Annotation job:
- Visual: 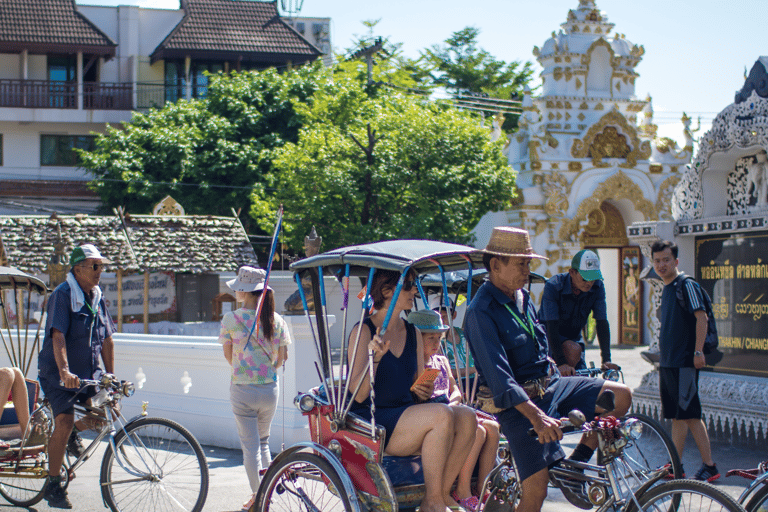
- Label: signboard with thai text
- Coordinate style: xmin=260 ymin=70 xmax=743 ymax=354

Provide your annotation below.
xmin=100 ymin=272 xmax=177 ymax=318
xmin=696 ymin=231 xmax=768 ymax=377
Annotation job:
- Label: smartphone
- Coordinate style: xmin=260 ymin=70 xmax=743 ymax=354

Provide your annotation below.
xmin=410 ymin=368 xmax=441 ymax=391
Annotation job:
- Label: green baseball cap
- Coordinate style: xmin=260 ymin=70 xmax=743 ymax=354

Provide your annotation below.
xmin=571 ymin=249 xmax=603 ymax=281
xmin=70 ymin=244 xmax=112 ymax=266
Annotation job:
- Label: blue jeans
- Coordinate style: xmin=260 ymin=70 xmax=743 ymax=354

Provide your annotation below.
xmin=230 ymin=381 xmax=279 ymax=492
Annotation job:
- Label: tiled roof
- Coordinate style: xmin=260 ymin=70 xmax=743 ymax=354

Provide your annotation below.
xmin=120 ymin=214 xmax=258 ymax=273
xmin=0 ymin=213 xmax=258 ymax=275
xmin=151 ymin=0 xmax=320 ymax=63
xmin=0 ymin=0 xmax=116 ymax=53
xmin=0 ymin=215 xmax=136 ymax=275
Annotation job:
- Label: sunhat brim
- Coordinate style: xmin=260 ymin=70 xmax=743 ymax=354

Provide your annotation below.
xmin=226 ymin=278 xmax=273 ymax=293
xmin=483 ymin=248 xmax=548 ymax=260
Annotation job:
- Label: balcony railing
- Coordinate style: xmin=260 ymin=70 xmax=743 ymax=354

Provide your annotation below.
xmin=0 ymin=79 xmax=132 ymax=110
xmin=0 ymin=80 xmax=211 ymax=111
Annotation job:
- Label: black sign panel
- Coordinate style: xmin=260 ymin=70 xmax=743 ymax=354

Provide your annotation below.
xmin=696 ymin=231 xmax=768 ymax=377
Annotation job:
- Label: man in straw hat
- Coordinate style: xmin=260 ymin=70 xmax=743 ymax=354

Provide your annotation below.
xmin=38 ymin=244 xmax=116 ymax=509
xmin=464 ymin=227 xmax=632 ymax=512
xmin=540 ymin=249 xmax=619 ymax=376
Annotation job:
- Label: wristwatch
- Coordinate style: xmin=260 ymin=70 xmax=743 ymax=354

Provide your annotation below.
xmin=693 ymin=350 xmax=704 ymax=357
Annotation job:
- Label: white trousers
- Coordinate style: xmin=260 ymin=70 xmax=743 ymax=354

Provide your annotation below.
xmin=230 ymin=380 xmax=279 ymax=492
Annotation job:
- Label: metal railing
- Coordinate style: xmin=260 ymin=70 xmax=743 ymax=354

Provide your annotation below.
xmin=0 ymin=79 xmax=132 ymax=110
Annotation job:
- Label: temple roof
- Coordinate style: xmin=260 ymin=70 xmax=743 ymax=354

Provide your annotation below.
xmin=151 ymin=0 xmax=320 ymax=64
xmin=0 ymin=213 xmax=258 ymax=275
xmin=0 ymin=0 xmax=116 ymax=56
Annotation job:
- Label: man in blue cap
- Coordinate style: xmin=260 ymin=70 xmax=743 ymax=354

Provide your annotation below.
xmin=38 ymin=244 xmax=115 ymax=509
xmin=540 ymin=249 xmax=618 ymax=376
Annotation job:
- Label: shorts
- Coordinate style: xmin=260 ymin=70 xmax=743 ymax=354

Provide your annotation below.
xmin=496 ymin=376 xmax=604 ymax=482
xmin=659 ymin=367 xmax=701 ymax=420
xmin=40 ymin=379 xmax=97 ymax=417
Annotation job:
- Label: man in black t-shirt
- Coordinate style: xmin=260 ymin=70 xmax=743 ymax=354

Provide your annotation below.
xmin=651 ymin=240 xmax=719 ymax=482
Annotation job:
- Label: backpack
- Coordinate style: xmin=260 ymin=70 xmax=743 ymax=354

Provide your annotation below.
xmin=674 ymin=275 xmax=721 ymax=362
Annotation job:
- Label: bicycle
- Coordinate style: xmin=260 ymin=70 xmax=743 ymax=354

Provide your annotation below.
xmin=0 ymin=372 xmax=209 ymax=511
xmin=486 ymin=398 xmax=745 ymax=512
xmin=573 ymin=364 xmax=684 ymax=482
xmin=728 ymin=460 xmax=768 ymax=512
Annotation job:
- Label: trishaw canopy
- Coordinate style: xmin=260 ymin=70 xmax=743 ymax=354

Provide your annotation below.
xmin=289 ymin=240 xmax=485 ymax=275
xmin=0 ymin=267 xmax=47 ymax=295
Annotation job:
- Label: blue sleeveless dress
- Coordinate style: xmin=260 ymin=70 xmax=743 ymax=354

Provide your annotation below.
xmin=350 ymin=318 xmax=418 ymax=448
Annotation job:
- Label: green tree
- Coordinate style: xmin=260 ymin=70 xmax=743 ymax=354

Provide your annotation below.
xmin=336 ymin=19 xmax=432 ymax=93
xmin=256 ymin=74 xmax=515 ymax=251
xmin=79 ymin=66 xmax=323 ymax=220
xmin=424 ymin=27 xmax=534 ymax=131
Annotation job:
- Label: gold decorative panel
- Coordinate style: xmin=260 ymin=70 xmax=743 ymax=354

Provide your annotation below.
xmin=558 ymin=170 xmax=657 ymax=241
xmin=570 ymin=110 xmax=651 ymax=168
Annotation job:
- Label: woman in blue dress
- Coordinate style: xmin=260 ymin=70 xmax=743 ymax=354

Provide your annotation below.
xmin=349 ymin=269 xmax=477 ymax=512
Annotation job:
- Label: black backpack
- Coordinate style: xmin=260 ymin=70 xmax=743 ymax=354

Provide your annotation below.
xmin=674 ymin=275 xmax=722 ymax=364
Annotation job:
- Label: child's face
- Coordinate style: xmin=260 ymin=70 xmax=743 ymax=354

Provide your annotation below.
xmin=423 ymin=332 xmax=443 ymax=358
xmin=437 ymin=308 xmax=455 ymax=326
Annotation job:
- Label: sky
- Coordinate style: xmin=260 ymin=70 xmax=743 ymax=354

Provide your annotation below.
xmin=80 ymin=0 xmax=767 ymax=143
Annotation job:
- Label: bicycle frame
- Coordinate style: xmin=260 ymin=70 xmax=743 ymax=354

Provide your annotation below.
xmin=737 ymin=469 xmax=768 ymax=507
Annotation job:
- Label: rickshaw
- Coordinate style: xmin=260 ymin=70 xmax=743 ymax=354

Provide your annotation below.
xmin=253 ymin=240 xmax=738 ymax=512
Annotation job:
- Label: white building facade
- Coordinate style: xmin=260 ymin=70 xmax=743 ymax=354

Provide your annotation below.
xmin=474 ymin=0 xmax=694 ymax=347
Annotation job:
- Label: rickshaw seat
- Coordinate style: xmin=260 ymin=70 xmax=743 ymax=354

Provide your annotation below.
xmin=381 ymin=454 xmax=424 ymax=487
xmin=0 ymin=379 xmax=38 ymax=427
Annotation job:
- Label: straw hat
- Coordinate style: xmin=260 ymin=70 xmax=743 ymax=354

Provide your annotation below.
xmin=226 ymin=266 xmax=272 ymax=292
xmin=484 ymin=227 xmax=547 ymax=260
xmin=406 ymin=310 xmax=449 ymax=333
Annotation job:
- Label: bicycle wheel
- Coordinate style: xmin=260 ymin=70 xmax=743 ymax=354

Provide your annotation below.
xmin=621 ymin=414 xmax=683 ymax=480
xmin=633 ymin=480 xmax=745 ymax=512
xmin=99 ymin=417 xmax=209 ymax=512
xmin=0 ymin=459 xmax=48 ymax=507
xmin=746 ymin=483 xmax=768 ymax=512
xmin=254 ymin=452 xmax=353 ymax=512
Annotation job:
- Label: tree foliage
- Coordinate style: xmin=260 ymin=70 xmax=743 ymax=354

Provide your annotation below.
xmin=256 ymin=74 xmax=515 ymax=251
xmin=79 ymin=65 xmax=323 ymax=221
xmin=424 ymin=27 xmax=534 ymax=131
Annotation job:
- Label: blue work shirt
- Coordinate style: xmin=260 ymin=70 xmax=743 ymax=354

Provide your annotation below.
xmin=464 ymin=281 xmax=553 ymax=410
xmin=659 ymin=274 xmax=704 ymax=368
xmin=38 ymin=279 xmax=115 ymax=388
xmin=539 ymin=272 xmax=607 ymax=344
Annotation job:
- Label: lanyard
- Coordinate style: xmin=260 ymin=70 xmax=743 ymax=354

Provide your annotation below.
xmin=84 ymin=299 xmax=100 ymax=349
xmin=503 ymin=302 xmax=536 ymax=340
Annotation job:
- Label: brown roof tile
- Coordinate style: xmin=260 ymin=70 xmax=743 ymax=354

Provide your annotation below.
xmin=0 ymin=0 xmax=115 ymax=54
xmin=151 ymin=0 xmax=320 ymax=63
xmin=120 ymin=214 xmax=258 ymax=273
xmin=0 ymin=213 xmax=258 ymax=275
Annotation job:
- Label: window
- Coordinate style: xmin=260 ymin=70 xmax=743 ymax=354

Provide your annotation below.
xmin=296 ymin=22 xmax=305 ymax=35
xmin=164 ymin=60 xmax=225 ymax=102
xmin=40 ymin=135 xmax=96 ymax=166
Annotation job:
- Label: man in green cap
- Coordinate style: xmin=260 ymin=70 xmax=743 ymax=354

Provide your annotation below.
xmin=540 ymin=249 xmax=618 ymax=376
xmin=38 ymin=244 xmax=115 ymax=509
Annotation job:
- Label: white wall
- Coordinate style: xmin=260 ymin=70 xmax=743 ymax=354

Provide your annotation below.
xmin=0 ymin=54 xmax=19 ymax=80
xmin=596 ymin=248 xmax=620 ymax=347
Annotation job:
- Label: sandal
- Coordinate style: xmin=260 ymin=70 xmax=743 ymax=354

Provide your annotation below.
xmin=451 ymin=491 xmax=479 ymax=512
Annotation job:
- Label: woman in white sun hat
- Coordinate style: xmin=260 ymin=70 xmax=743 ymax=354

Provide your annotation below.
xmin=219 ymin=266 xmax=291 ymax=511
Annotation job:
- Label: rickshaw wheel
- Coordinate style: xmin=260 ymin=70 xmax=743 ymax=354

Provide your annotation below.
xmin=254 ymin=452 xmax=353 ymax=512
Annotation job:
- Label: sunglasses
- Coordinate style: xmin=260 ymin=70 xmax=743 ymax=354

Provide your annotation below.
xmin=80 ymin=263 xmax=105 ymax=272
xmin=402 ymin=279 xmax=416 ymax=291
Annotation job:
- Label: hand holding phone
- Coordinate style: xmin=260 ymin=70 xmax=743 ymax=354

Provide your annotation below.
xmin=410 ymin=368 xmax=440 ymax=392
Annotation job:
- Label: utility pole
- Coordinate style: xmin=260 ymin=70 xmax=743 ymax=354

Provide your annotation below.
xmin=349 ymin=37 xmax=384 ymax=85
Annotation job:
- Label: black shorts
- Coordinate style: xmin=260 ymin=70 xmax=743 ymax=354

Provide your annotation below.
xmin=659 ymin=367 xmax=702 ymax=420
xmin=40 ymin=379 xmax=96 ymax=417
xmin=496 ymin=376 xmax=604 ymax=482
